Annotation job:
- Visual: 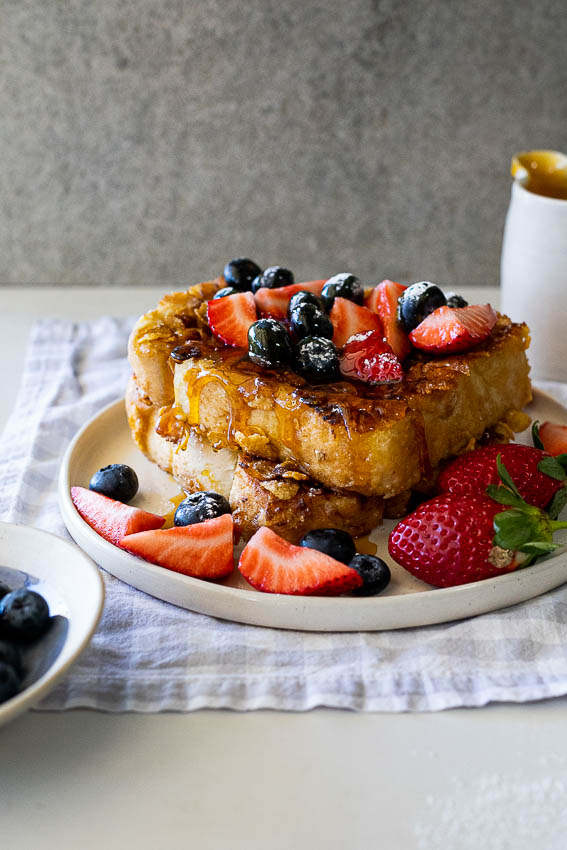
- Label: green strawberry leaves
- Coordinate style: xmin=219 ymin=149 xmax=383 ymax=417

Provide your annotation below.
xmin=488 ymin=453 xmax=567 ymax=567
xmin=532 ymin=420 xmax=545 ymax=450
xmin=537 ymin=456 xmax=567 ymax=481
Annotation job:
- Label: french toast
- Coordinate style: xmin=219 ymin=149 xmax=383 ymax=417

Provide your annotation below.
xmin=126 ymin=279 xmax=532 ymax=541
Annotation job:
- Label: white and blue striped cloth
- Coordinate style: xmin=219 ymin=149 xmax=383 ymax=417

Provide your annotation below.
xmin=2 ymin=318 xmax=567 ymax=712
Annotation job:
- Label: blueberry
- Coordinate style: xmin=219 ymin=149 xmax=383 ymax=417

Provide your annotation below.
xmin=251 ymin=266 xmax=294 ymax=294
xmin=174 ymin=492 xmax=232 ymax=526
xmin=321 ymin=273 xmax=364 ymax=311
xmin=89 ymin=464 xmax=139 ymax=503
xmin=289 ymin=303 xmax=334 ymax=341
xmin=288 ymin=291 xmax=325 ymax=316
xmin=299 ymin=528 xmax=356 ymax=565
xmin=0 ymin=581 xmax=9 ymax=601
xmin=0 ymin=638 xmax=22 ymax=674
xmin=0 ymin=589 xmax=50 ymax=643
xmin=223 ymin=258 xmax=262 ymax=291
xmin=294 ymin=336 xmax=340 ymax=381
xmin=350 ymin=554 xmax=391 ymax=596
xmin=397 ymin=281 xmax=447 ymax=332
xmin=0 ymin=662 xmax=21 ymax=704
xmin=248 ymin=319 xmax=294 ymax=368
xmin=213 ymin=286 xmax=240 ymax=299
xmin=445 ymin=292 xmax=469 ymax=308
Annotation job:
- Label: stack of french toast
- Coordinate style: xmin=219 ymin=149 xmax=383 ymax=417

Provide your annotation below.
xmin=126 ymin=266 xmax=532 ymax=543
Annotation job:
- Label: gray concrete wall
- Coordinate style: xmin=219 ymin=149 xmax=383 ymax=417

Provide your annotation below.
xmin=2 ymin=0 xmax=566 ymax=287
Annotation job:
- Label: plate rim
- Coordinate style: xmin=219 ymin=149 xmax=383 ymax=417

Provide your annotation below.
xmin=0 ymin=520 xmax=105 ymax=726
xmin=57 ymin=388 xmax=567 ymax=632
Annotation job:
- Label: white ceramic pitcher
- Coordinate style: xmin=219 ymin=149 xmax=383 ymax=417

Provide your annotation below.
xmin=500 ymin=150 xmax=567 ymax=381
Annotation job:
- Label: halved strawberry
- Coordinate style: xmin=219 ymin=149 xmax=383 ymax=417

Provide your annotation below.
xmin=329 ymin=298 xmax=383 ymax=349
xmin=539 ymin=422 xmax=567 ymax=456
xmin=238 ymin=526 xmax=363 ymax=595
xmin=119 ymin=513 xmax=234 ymax=579
xmin=368 ymin=280 xmax=412 ymax=361
xmin=339 ymin=330 xmax=403 ymax=385
xmin=254 ymin=280 xmax=326 ymax=319
xmin=71 ymin=486 xmax=165 ymax=546
xmin=207 ymin=291 xmax=257 ymax=348
xmin=409 ymin=304 xmax=497 ymax=354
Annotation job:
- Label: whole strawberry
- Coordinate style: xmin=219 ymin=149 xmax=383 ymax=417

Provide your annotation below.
xmin=388 ymin=493 xmax=521 ymax=587
xmin=438 ymin=444 xmax=563 ymax=510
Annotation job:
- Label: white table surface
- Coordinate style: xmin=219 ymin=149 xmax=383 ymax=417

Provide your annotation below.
xmin=2 ymin=286 xmax=567 ymax=850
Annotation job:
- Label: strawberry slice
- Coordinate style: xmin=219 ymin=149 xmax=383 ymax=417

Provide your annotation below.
xmin=539 ymin=422 xmax=567 ymax=456
xmin=254 ymin=280 xmax=326 ymax=319
xmin=207 ymin=291 xmax=257 ymax=348
xmin=238 ymin=526 xmax=363 ymax=595
xmin=409 ymin=304 xmax=497 ymax=354
xmin=329 ymin=298 xmax=383 ymax=349
xmin=339 ymin=330 xmax=403 ymax=384
xmin=71 ymin=486 xmax=165 ymax=546
xmin=119 ymin=514 xmax=234 ymax=579
xmin=367 ymin=280 xmax=412 ymax=361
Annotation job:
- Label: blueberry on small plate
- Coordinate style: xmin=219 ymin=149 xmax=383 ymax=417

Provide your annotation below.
xmin=0 ymin=588 xmax=51 ymax=643
xmin=350 ymin=554 xmax=391 ymax=596
xmin=299 ymin=528 xmax=356 ymax=565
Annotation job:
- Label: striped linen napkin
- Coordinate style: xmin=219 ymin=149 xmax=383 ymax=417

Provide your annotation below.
xmin=1 ymin=317 xmax=567 ymax=712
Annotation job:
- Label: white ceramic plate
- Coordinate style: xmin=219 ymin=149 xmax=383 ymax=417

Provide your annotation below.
xmin=58 ymin=389 xmax=567 ymax=632
xmin=0 ymin=522 xmax=104 ymax=726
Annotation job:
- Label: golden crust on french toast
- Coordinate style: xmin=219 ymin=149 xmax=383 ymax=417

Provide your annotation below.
xmin=126 ymin=281 xmax=532 ymax=537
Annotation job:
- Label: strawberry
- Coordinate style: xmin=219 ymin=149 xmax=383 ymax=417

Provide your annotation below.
xmin=390 ymin=455 xmax=567 ymax=587
xmin=238 ymin=526 xmax=363 ymax=595
xmin=254 ymin=280 xmax=325 ymax=319
xmin=207 ymin=291 xmax=257 ymax=348
xmin=538 ymin=422 xmax=567 ymax=456
xmin=329 ymin=298 xmax=383 ymax=349
xmin=438 ymin=444 xmax=563 ymax=509
xmin=388 ymin=493 xmax=521 ymax=587
xmin=367 ymin=280 xmax=412 ymax=361
xmin=71 ymin=486 xmax=165 ymax=546
xmin=339 ymin=329 xmax=403 ymax=384
xmin=119 ymin=513 xmax=234 ymax=579
xmin=409 ymin=304 xmax=497 ymax=354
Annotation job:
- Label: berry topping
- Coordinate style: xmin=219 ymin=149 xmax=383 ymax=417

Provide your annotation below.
xmin=223 ymin=258 xmax=262 ymax=291
xmin=438 ymin=444 xmax=563 ymax=510
xmin=367 ymin=280 xmax=412 ymax=361
xmin=350 ymin=554 xmax=391 ymax=596
xmin=119 ymin=514 xmax=235 ymax=580
xmin=321 ymin=273 xmax=364 ymax=310
xmin=207 ymin=291 xmax=257 ymax=348
xmin=329 ymin=297 xmax=383 ymax=348
xmin=251 ymin=266 xmax=294 ymax=294
xmin=409 ymin=304 xmax=498 ymax=354
xmin=248 ymin=319 xmax=294 ymax=368
xmin=0 ymin=588 xmax=50 ymax=643
xmin=254 ymin=280 xmax=325 ymax=319
xmin=299 ymin=528 xmax=356 ymax=565
xmin=0 ymin=663 xmax=20 ymax=704
xmin=238 ymin=526 xmax=363 ymax=595
xmin=289 ymin=302 xmax=333 ymax=341
xmin=89 ymin=463 xmax=139 ymax=504
xmin=339 ymin=330 xmax=403 ymax=385
xmin=71 ymin=486 xmax=165 ymax=546
xmin=537 ymin=422 xmax=567 ymax=457
xmin=397 ymin=281 xmax=447 ymax=333
xmin=445 ymin=292 xmax=469 ymax=308
xmin=288 ymin=290 xmax=325 ymax=316
xmin=213 ymin=286 xmax=241 ymax=299
xmin=294 ymin=336 xmax=340 ymax=381
xmin=174 ymin=491 xmax=232 ymax=526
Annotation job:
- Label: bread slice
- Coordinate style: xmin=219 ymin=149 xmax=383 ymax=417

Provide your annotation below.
xmin=126 ymin=377 xmax=385 ymax=542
